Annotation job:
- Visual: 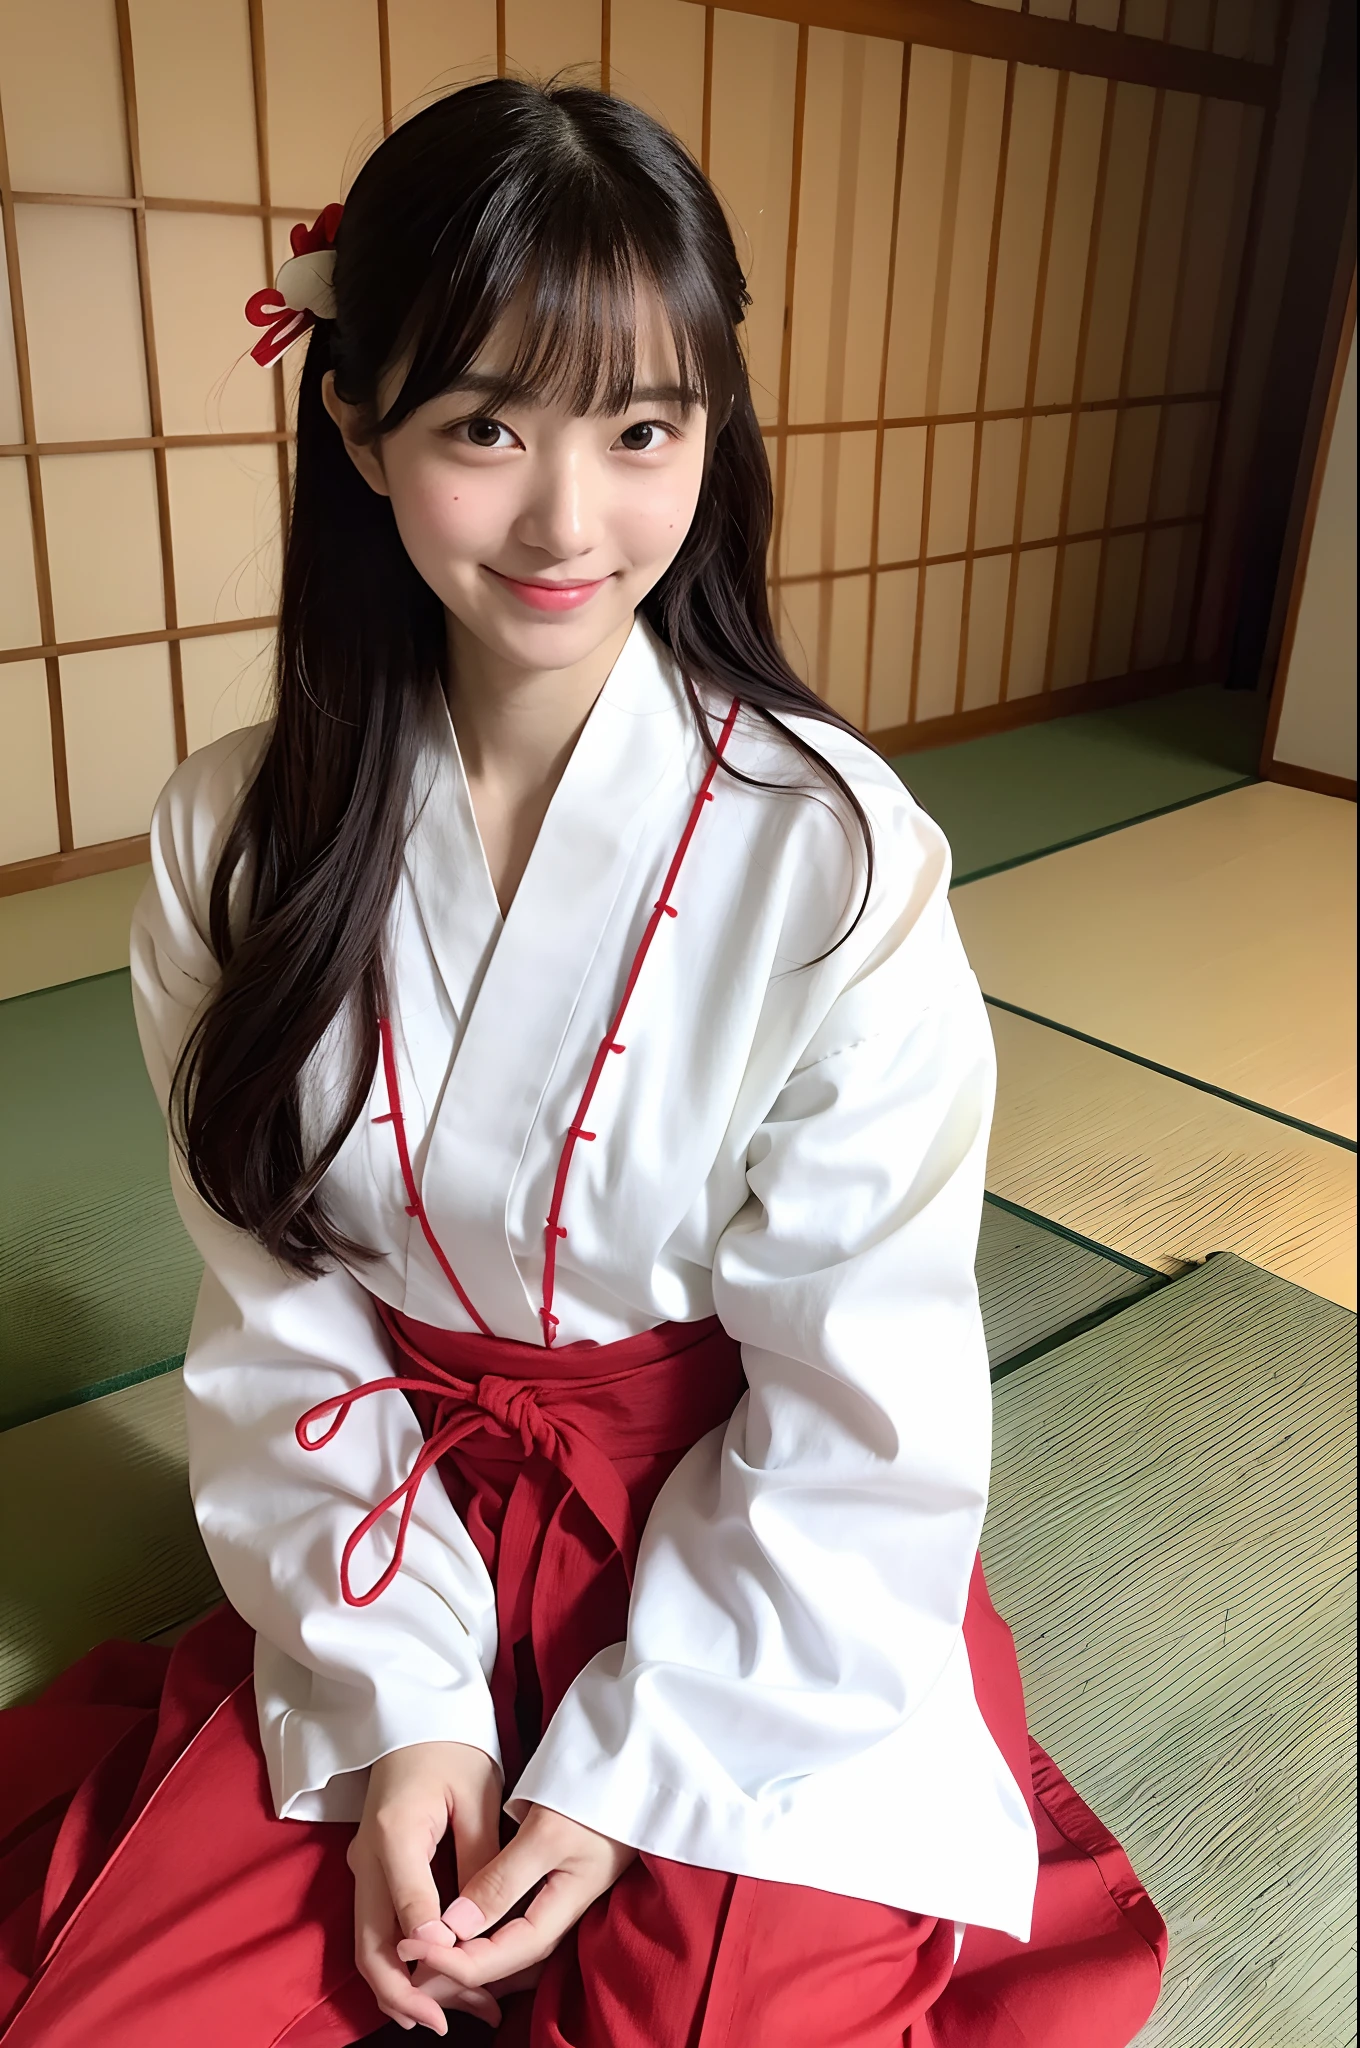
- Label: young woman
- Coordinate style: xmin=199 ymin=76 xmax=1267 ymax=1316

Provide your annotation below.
xmin=0 ymin=80 xmax=1166 ymax=2047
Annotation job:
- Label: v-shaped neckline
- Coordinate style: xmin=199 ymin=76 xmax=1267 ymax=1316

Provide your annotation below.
xmin=391 ymin=616 xmax=709 ymax=1339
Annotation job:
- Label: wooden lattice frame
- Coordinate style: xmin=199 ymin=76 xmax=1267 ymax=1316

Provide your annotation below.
xmin=0 ymin=0 xmax=1290 ymax=893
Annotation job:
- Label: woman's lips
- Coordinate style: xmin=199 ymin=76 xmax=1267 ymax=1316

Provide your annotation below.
xmin=485 ymin=567 xmax=610 ymax=612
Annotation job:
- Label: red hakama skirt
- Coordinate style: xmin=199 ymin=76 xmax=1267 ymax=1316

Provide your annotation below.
xmin=0 ymin=1314 xmax=1166 ymax=2045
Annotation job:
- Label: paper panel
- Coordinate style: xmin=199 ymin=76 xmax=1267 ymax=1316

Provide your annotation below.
xmin=166 ymin=445 xmax=282 ymax=627
xmin=926 ymin=421 xmax=975 ymax=560
xmin=505 ymin=0 xmax=601 ymax=85
xmin=776 ymin=578 xmax=815 ymax=687
xmin=1079 ymin=84 xmax=1156 ymax=405
xmin=1032 ymin=72 xmax=1105 ymax=409
xmin=128 ymin=0 xmax=259 ymax=202
xmin=1127 ymin=91 xmax=1200 ymax=399
xmin=0 ymin=235 xmax=23 ymax=444
xmin=16 ymin=207 xmax=150 ymax=441
xmin=1248 ymin=0 xmax=1281 ymax=64
xmin=972 ymin=416 xmax=1022 ymax=553
xmin=914 ymin=559 xmax=964 ymax=723
xmin=708 ymin=11 xmax=798 ymax=425
xmin=962 ymin=549 xmax=1010 ymax=712
xmin=882 ymin=44 xmax=953 ymax=420
xmin=146 ymin=211 xmax=277 ymax=436
xmin=387 ymin=0 xmax=498 ymax=118
xmin=608 ymin=0 xmax=707 ymax=164
xmin=1108 ymin=403 xmax=1160 ymax=529
xmin=1205 ymin=109 xmax=1262 ymax=394
xmin=1169 ymin=99 xmax=1247 ymax=394
xmin=866 ymin=567 xmax=917 ymax=730
xmin=1066 ymin=407 xmax=1116 ymax=534
xmin=1122 ymin=0 xmax=1168 ymax=32
xmin=1049 ymin=534 xmax=1101 ymax=690
xmin=788 ymin=30 xmax=901 ymax=426
xmin=823 ymin=573 xmax=870 ymax=723
xmin=1166 ymin=0 xmax=1213 ymax=46
xmin=933 ymin=54 xmax=1008 ymax=419
xmin=0 ymin=461 xmax=41 ymax=648
xmin=0 ymin=0 xmax=128 ymax=196
xmin=877 ymin=426 xmax=926 ymax=565
xmin=180 ymin=626 xmax=275 ymax=753
xmin=1092 ymin=530 xmax=1144 ymax=679
xmin=1154 ymin=398 xmax=1216 ymax=519
xmin=1074 ymin=0 xmax=1121 ymax=23
xmin=778 ymin=430 xmax=875 ymax=578
xmin=262 ymin=0 xmax=383 ymax=210
xmin=60 ymin=641 xmax=176 ymax=845
xmin=1006 ymin=544 xmax=1056 ymax=700
xmin=1132 ymin=520 xmax=1187 ymax=671
xmin=41 ymin=451 xmax=165 ymax=641
xmin=983 ymin=65 xmax=1059 ymax=415
xmin=1020 ymin=410 xmax=1069 ymax=542
xmin=0 ymin=661 xmax=58 ymax=863
xmin=1166 ymin=519 xmax=1200 ymax=664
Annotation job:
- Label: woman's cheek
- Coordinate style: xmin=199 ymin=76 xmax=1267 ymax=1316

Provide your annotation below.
xmin=621 ymin=476 xmax=701 ymax=571
xmin=393 ymin=462 xmax=507 ymax=574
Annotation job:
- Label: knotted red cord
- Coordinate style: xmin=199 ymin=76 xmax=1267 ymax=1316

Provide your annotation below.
xmin=297 ymin=1304 xmax=745 ymax=1776
xmin=299 ymin=695 xmax=741 ymax=1669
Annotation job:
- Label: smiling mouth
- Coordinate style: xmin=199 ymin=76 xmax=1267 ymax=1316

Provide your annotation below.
xmin=485 ymin=567 xmax=611 ymax=612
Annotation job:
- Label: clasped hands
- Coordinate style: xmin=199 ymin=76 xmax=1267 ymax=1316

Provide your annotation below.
xmin=349 ymin=1739 xmax=636 ymax=2034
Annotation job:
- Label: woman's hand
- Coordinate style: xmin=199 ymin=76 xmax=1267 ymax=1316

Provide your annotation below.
xmin=393 ymin=1804 xmax=637 ymax=2003
xmin=349 ymin=1739 xmax=507 ymax=2034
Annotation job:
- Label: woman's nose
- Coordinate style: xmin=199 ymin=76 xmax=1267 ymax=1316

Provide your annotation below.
xmin=512 ymin=447 xmax=605 ymax=562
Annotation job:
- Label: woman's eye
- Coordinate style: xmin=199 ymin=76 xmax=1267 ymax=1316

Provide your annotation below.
xmin=452 ymin=417 xmax=516 ymax=449
xmin=617 ymin=421 xmax=672 ymax=453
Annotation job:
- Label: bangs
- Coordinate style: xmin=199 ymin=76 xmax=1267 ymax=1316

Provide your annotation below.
xmin=378 ymin=136 xmax=732 ymax=429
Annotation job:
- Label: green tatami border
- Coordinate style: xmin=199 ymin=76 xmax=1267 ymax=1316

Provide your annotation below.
xmin=981 ymin=1191 xmax=1162 ymax=1278
xmin=5 ymin=1352 xmax=186 ymax=1434
xmin=983 ymin=995 xmax=1358 ymax=1152
xmin=0 ymin=963 xmax=133 ymax=1012
xmin=949 ymin=774 xmax=1258 ymax=888
xmin=990 ymin=1269 xmax=1176 ymax=1386
xmin=8 ymin=1194 xmax=1150 ymax=1433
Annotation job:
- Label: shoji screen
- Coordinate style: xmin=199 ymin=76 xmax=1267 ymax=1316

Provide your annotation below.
xmin=0 ymin=0 xmax=1285 ymax=892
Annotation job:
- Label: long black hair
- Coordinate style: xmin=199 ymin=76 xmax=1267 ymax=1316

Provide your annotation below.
xmin=176 ymin=77 xmax=877 ymax=1276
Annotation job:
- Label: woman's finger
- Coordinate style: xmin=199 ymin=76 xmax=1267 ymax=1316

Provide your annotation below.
xmin=440 ymin=1818 xmax=555 ymax=1938
xmin=398 ymin=1868 xmax=592 ymax=1987
xmin=351 ymin=1848 xmax=452 ymax=2036
xmin=363 ymin=1802 xmax=446 ymax=1942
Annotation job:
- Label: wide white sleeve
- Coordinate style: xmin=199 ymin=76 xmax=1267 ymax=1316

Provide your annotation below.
xmin=128 ymin=746 xmax=504 ymax=1822
xmin=510 ymin=799 xmax=1035 ymax=1928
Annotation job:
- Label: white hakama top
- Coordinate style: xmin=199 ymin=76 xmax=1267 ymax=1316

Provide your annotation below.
xmin=129 ymin=615 xmax=1038 ymax=1941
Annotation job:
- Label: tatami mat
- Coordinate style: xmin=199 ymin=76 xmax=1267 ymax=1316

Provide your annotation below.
xmin=975 ymin=1195 xmax=1157 ymax=1370
xmin=952 ymin=780 xmax=1357 ymax=1142
xmin=898 ymin=681 xmax=1268 ymax=885
xmin=0 ymin=971 xmax=202 ymax=1429
xmin=0 ymin=1368 xmax=220 ymax=1709
xmin=985 ymin=1002 xmax=1357 ymax=1309
xmin=983 ymin=1252 xmax=1356 ymax=2048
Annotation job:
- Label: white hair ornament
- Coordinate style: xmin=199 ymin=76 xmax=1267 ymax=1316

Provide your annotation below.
xmin=244 ymin=203 xmax=343 ymax=367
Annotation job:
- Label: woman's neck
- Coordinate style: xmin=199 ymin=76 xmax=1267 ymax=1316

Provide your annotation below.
xmin=443 ymin=609 xmax=636 ymax=916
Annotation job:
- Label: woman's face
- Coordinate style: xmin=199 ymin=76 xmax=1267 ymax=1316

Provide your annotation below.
xmin=326 ymin=288 xmax=709 ymax=674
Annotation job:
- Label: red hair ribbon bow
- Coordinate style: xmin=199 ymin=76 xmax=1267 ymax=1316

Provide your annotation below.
xmin=244 ymin=202 xmax=344 ymax=367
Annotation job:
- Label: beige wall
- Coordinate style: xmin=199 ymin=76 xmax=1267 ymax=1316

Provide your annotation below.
xmin=0 ymin=0 xmax=1284 ymax=886
xmin=1272 ymin=314 xmax=1357 ymax=782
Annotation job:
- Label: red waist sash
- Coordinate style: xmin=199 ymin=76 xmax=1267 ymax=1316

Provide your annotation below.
xmin=298 ymin=1307 xmax=746 ymax=1782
